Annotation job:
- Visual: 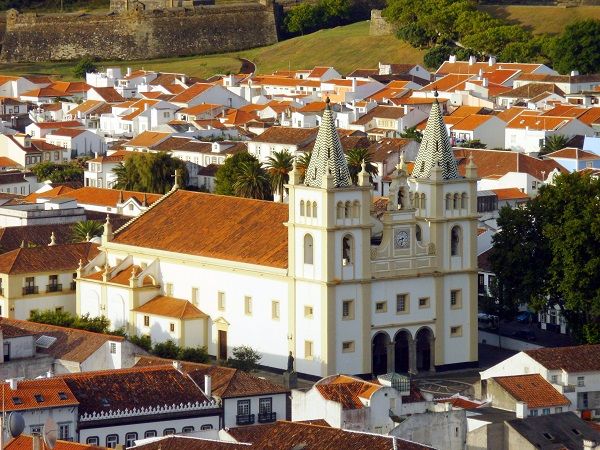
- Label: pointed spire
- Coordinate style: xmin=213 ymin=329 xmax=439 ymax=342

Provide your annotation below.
xmin=411 ymin=89 xmax=460 ymax=180
xmin=358 ymin=160 xmax=370 ymax=187
xmin=466 ymin=152 xmax=478 ymax=179
xmin=48 ymin=231 xmax=56 ymax=246
xmin=103 ymin=214 xmax=113 ymax=242
xmin=304 ymin=97 xmax=351 ymax=189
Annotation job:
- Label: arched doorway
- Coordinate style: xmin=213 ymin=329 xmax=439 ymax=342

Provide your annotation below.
xmin=394 ymin=330 xmax=411 ymax=374
xmin=372 ymin=332 xmax=390 ymax=375
xmin=416 ymin=327 xmax=434 ymax=372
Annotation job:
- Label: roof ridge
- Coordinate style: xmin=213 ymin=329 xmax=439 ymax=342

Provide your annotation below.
xmin=0 ymin=316 xmax=124 ymax=340
xmin=114 ymin=187 xmax=179 ymax=235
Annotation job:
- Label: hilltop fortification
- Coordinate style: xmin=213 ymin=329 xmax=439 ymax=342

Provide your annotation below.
xmin=0 ymin=1 xmax=278 ymax=62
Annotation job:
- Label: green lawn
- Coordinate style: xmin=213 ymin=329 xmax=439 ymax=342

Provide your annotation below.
xmin=480 ymin=5 xmax=600 ymax=35
xmin=0 ymin=21 xmax=424 ymax=80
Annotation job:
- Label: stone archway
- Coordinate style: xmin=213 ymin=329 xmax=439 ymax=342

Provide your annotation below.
xmin=372 ymin=332 xmax=391 ymax=375
xmin=416 ymin=327 xmax=435 ymax=372
xmin=394 ymin=330 xmax=412 ymax=374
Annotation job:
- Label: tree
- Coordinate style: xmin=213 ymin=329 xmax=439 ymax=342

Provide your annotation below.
xmin=296 ymin=151 xmax=312 ymax=184
xmin=178 ymin=346 xmax=210 ymax=363
xmin=73 ymin=56 xmax=98 ymax=79
xmin=29 ymin=310 xmax=111 ymax=334
xmin=152 ymin=340 xmax=180 ymax=359
xmin=285 ymin=3 xmax=319 ymax=35
xmin=265 ymin=151 xmax=294 ymax=202
xmin=345 ymin=148 xmax=378 ymax=185
xmin=215 ymin=152 xmax=260 ymax=196
xmin=541 ymin=134 xmax=569 ymax=155
xmin=31 ymin=160 xmax=85 ymax=183
xmin=551 ymin=19 xmax=600 ymax=75
xmin=129 ymin=334 xmax=152 ymax=352
xmin=226 ymin=345 xmax=261 ymax=372
xmin=462 ymin=139 xmax=487 ymax=149
xmin=113 ymin=152 xmax=187 ymax=194
xmin=71 ymin=220 xmax=103 ymax=242
xmin=400 ymin=126 xmax=423 ymax=143
xmin=233 ymin=160 xmax=272 ymax=200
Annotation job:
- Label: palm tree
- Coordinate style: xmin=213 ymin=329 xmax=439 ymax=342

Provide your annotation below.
xmin=233 ymin=160 xmax=272 ymax=200
xmin=346 ymin=148 xmax=378 ymax=185
xmin=113 ymin=152 xmax=187 ymax=194
xmin=296 ymin=152 xmax=312 ymax=184
xmin=71 ymin=220 xmax=103 ymax=243
xmin=541 ymin=134 xmax=569 ymax=155
xmin=265 ymin=151 xmax=294 ymax=202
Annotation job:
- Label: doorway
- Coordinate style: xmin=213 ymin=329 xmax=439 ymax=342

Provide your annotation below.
xmin=218 ymin=330 xmax=227 ymax=361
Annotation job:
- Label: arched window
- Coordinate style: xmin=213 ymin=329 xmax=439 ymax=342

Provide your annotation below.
xmin=344 ymin=201 xmax=351 ymax=218
xmin=306 ymin=201 xmax=312 ymax=218
xmin=300 ymin=200 xmax=305 ymax=217
xmin=352 ymin=200 xmax=360 ymax=218
xmin=398 ymin=187 xmax=405 ymax=209
xmin=461 ymin=193 xmax=467 ymax=209
xmin=342 ymin=234 xmax=354 ymax=265
xmin=336 ymin=201 xmax=344 ymax=219
xmin=421 ymin=194 xmax=426 ymax=209
xmin=312 ymin=202 xmax=317 ymax=218
xmin=451 ymin=226 xmax=461 ymax=256
xmin=445 ymin=194 xmax=452 ymax=210
xmin=416 ymin=224 xmax=422 ymax=243
xmin=304 ymin=234 xmax=314 ymax=264
xmin=453 ymin=193 xmax=459 ymax=209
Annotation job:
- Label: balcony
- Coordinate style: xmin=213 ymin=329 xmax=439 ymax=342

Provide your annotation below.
xmin=258 ymin=412 xmax=276 ymax=423
xmin=22 ymin=286 xmax=39 ymax=295
xmin=235 ymin=414 xmax=255 ymax=426
xmin=70 ymin=281 xmax=77 ymax=291
xmin=46 ymin=284 xmax=62 ymax=293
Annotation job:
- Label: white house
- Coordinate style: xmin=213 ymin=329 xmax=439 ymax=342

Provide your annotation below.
xmin=449 ymin=115 xmax=506 ymax=149
xmin=170 ymin=83 xmax=248 ymax=109
xmin=46 ymin=128 xmax=106 ymax=159
xmin=76 ymin=98 xmax=479 ymax=379
xmin=544 ymin=147 xmax=600 ymax=172
xmin=84 ymin=150 xmax=130 ymax=188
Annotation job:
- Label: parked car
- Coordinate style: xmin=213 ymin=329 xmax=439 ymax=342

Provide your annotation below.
xmin=516 ymin=311 xmax=537 ymax=323
xmin=512 ymin=330 xmax=536 ymax=341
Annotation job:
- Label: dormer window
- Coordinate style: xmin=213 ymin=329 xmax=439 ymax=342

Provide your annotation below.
xmin=34 ymin=394 xmax=44 ymax=403
xmin=58 ymin=392 xmax=68 ymax=400
xmin=12 ymin=397 xmax=23 ymax=405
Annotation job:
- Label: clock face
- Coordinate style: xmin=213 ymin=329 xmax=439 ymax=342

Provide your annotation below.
xmin=394 ymin=229 xmax=410 ymax=249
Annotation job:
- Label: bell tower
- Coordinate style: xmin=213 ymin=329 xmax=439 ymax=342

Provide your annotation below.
xmin=286 ymin=98 xmax=372 ymax=376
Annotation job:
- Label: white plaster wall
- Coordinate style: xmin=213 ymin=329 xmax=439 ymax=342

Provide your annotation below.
xmin=480 ymin=352 xmax=547 ymax=380
xmin=20 ymin=407 xmax=78 ymax=439
xmin=13 ymin=292 xmax=76 ymax=320
xmin=291 ymin=389 xmax=342 ymax=428
xmin=4 ymin=335 xmax=35 ymax=359
xmin=80 ymin=340 xmax=123 ymax=372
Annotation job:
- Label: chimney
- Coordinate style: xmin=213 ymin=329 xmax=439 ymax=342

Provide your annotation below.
xmin=351 ymin=78 xmax=357 ymax=92
xmin=32 ymin=433 xmax=42 ymax=450
xmin=469 ymin=55 xmax=476 ymax=66
xmin=570 ymin=70 xmax=579 ymax=76
xmin=172 ymin=360 xmax=182 ymax=372
xmin=403 ymin=104 xmax=408 ymax=115
xmin=515 ymin=401 xmax=527 ymax=419
xmin=449 ymin=55 xmax=457 ymax=63
xmin=489 ymin=56 xmax=496 ymax=67
xmin=482 ymin=78 xmax=489 ymax=88
xmin=8 ymin=378 xmax=18 ymax=390
xmin=205 ymin=374 xmax=212 ymax=397
xmin=126 ymin=67 xmax=132 ymax=76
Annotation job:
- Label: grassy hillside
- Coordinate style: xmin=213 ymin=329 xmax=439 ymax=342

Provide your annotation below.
xmin=480 ymin=5 xmax=600 ymax=35
xmin=0 ymin=21 xmax=425 ymax=79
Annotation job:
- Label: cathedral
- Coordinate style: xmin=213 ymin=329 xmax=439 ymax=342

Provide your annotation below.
xmin=77 ymin=95 xmax=479 ymax=378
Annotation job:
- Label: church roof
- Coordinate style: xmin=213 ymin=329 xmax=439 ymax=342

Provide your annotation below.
xmin=411 ymin=92 xmax=460 ymax=180
xmin=304 ymin=99 xmax=352 ymax=188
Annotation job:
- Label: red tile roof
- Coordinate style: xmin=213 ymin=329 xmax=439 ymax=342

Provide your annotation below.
xmin=545 ymin=147 xmax=600 ymax=160
xmin=132 ymin=436 xmax=248 ymax=450
xmin=316 ymin=375 xmax=381 ymax=409
xmin=133 ymin=295 xmax=208 ymax=319
xmin=113 ymin=190 xmax=289 ymax=268
xmin=0 ymin=378 xmax=78 ymax=411
xmin=493 ymin=188 xmax=529 ymax=201
xmin=58 ymin=187 xmax=161 ymax=208
xmin=170 ymin=82 xmax=214 ymax=104
xmin=7 ymin=435 xmax=107 ymax=450
xmin=31 ymin=120 xmax=83 ymax=130
xmin=525 ymin=344 xmax=600 ymax=372
xmin=0 ymin=242 xmax=98 ymax=275
xmin=251 ymin=126 xmax=317 ymax=145
xmin=493 ymin=374 xmax=570 ymax=408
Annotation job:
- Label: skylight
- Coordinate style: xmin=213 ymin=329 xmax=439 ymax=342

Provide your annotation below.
xmin=58 ymin=392 xmax=68 ymax=400
xmin=35 ymin=335 xmax=57 ymax=349
xmin=34 ymin=394 xmax=44 ymax=403
xmin=12 ymin=397 xmax=23 ymax=405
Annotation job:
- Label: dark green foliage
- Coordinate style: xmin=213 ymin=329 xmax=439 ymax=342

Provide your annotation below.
xmin=491 ymin=173 xmax=600 ymax=343
xmin=285 ymin=0 xmax=352 ymax=35
xmin=29 ymin=310 xmax=111 ymax=334
xmin=73 ymin=56 xmax=98 ymax=79
xmin=71 ymin=220 xmax=103 ymax=242
xmin=178 ymin=346 xmax=210 ymax=363
xmin=131 ymin=337 xmax=209 ymax=362
xmin=551 ymin=19 xmax=600 ymax=75
xmin=540 ymin=135 xmax=569 ymax=155
xmin=296 ymin=152 xmax=312 ymax=184
xmin=113 ymin=152 xmax=188 ymax=194
xmin=399 ymin=126 xmax=423 ymax=143
xmin=152 ymin=340 xmax=181 ymax=359
xmin=233 ymin=160 xmax=272 ymax=200
xmin=265 ymin=150 xmax=294 ymax=201
xmin=215 ymin=152 xmax=259 ymax=196
xmin=226 ymin=345 xmax=262 ymax=372
xmin=128 ymin=334 xmax=152 ymax=352
xmin=31 ymin=160 xmax=85 ymax=183
xmin=345 ymin=147 xmax=378 ymax=185
xmin=461 ymin=139 xmax=486 ymax=149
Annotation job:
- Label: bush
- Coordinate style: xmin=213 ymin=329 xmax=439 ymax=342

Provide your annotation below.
xmin=178 ymin=346 xmax=210 ymax=363
xmin=129 ymin=334 xmax=152 ymax=352
xmin=226 ymin=345 xmax=261 ymax=372
xmin=152 ymin=340 xmax=180 ymax=359
xmin=29 ymin=310 xmax=111 ymax=334
xmin=73 ymin=56 xmax=98 ymax=79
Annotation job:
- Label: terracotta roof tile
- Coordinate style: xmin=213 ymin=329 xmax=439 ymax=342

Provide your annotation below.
xmin=353 ymin=105 xmax=407 ymax=125
xmin=7 ymin=435 xmax=107 ymax=450
xmin=493 ymin=188 xmax=529 ymax=201
xmin=316 ymin=375 xmax=382 ymax=409
xmin=422 ymin=74 xmax=472 ymax=92
xmin=0 ymin=317 xmax=125 ymax=363
xmin=545 ymin=147 xmax=600 ymax=160
xmin=125 ymin=131 xmax=171 ymax=148
xmin=493 ymin=374 xmax=570 ymax=408
xmin=437 ymin=61 xmax=544 ymax=76
xmin=131 ymin=436 xmax=247 ymax=450
xmin=113 ymin=191 xmax=288 ymax=268
xmin=31 ymin=120 xmax=83 ymax=130
xmin=451 ymin=114 xmax=495 ymax=131
xmin=251 ymin=126 xmax=317 ymax=145
xmin=49 ymin=128 xmax=87 ymax=138
xmin=58 ymin=187 xmax=161 ymax=208
xmin=89 ymin=87 xmax=125 ymax=103
xmin=500 ymin=83 xmax=565 ymax=100
xmin=133 ymin=295 xmax=208 ymax=319
xmin=0 ymin=242 xmax=98 ymax=275
xmin=24 ymin=185 xmax=74 ymax=202
xmin=506 ymin=115 xmax=574 ymax=131
xmin=0 ymin=378 xmax=78 ymax=412
xmin=170 ymin=82 xmax=214 ymax=104
xmin=525 ymin=344 xmax=600 ymax=372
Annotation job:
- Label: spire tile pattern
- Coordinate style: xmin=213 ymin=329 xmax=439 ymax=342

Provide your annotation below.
xmin=411 ymin=95 xmax=460 ymax=180
xmin=304 ymin=100 xmax=351 ymax=188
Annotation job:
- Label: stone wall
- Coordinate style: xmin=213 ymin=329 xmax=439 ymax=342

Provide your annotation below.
xmin=369 ymin=9 xmax=394 ymax=36
xmin=0 ymin=3 xmax=278 ymax=62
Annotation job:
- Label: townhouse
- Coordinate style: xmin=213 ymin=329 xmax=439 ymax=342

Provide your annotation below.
xmin=348 ymin=105 xmax=427 ymax=140
xmin=45 ymin=128 xmax=106 ymax=159
xmin=84 ymin=150 xmax=130 ymax=188
xmin=545 ymin=148 xmax=600 ymax=172
xmin=247 ymin=126 xmax=317 ymax=162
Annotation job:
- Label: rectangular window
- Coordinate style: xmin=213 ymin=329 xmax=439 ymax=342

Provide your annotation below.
xmin=259 ymin=397 xmax=272 ymax=414
xmin=144 ymin=315 xmax=149 ymax=327
xmin=450 ymin=290 xmax=462 ymax=309
xmin=30 ymin=425 xmax=42 ymax=434
xmin=542 ymin=408 xmax=550 ymax=415
xmin=170 ymin=323 xmax=175 ymax=333
xmin=375 ymin=301 xmax=387 ymax=313
xmin=244 ymin=296 xmax=252 ymax=315
xmin=342 ymin=341 xmax=355 ymax=353
xmin=106 ymin=435 xmax=118 ymax=448
xmin=58 ymin=424 xmax=69 ymax=440
xmin=163 ymin=429 xmax=175 ymax=436
xmin=419 ymin=297 xmax=430 ymax=309
xmin=237 ymin=399 xmax=251 ymax=415
xmin=166 ymin=283 xmax=173 ymax=296
xmin=304 ymin=340 xmax=313 ymax=359
xmin=304 ymin=305 xmax=314 ymax=318
xmin=555 ymin=407 xmax=563 ymax=413
xmin=342 ymin=300 xmax=354 ymax=320
xmin=182 ymin=426 xmax=194 ymax=433
xmin=551 ymin=375 xmax=558 ymax=383
xmin=396 ymin=294 xmax=408 ymax=314
xmin=478 ymin=274 xmax=484 ymax=287
xmin=144 ymin=431 xmax=157 ymax=439
xmin=109 ymin=342 xmax=117 ymax=354
xmin=529 ymin=409 xmax=538 ymax=416
xmin=191 ymin=287 xmax=198 ymax=304
xmin=218 ymin=291 xmax=226 ymax=311
xmin=578 ymin=376 xmax=585 ymax=387
xmin=86 ymin=437 xmax=99 ymax=446
xmin=49 ymin=274 xmax=58 ymax=286
xmin=272 ymin=300 xmax=280 ymax=320
xmin=125 ymin=432 xmax=138 ymax=448
xmin=450 ymin=326 xmax=462 ymax=337
xmin=26 ymin=276 xmax=35 ymax=287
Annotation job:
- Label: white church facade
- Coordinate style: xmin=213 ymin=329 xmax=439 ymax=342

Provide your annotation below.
xmin=76 ymin=96 xmax=479 ymax=378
